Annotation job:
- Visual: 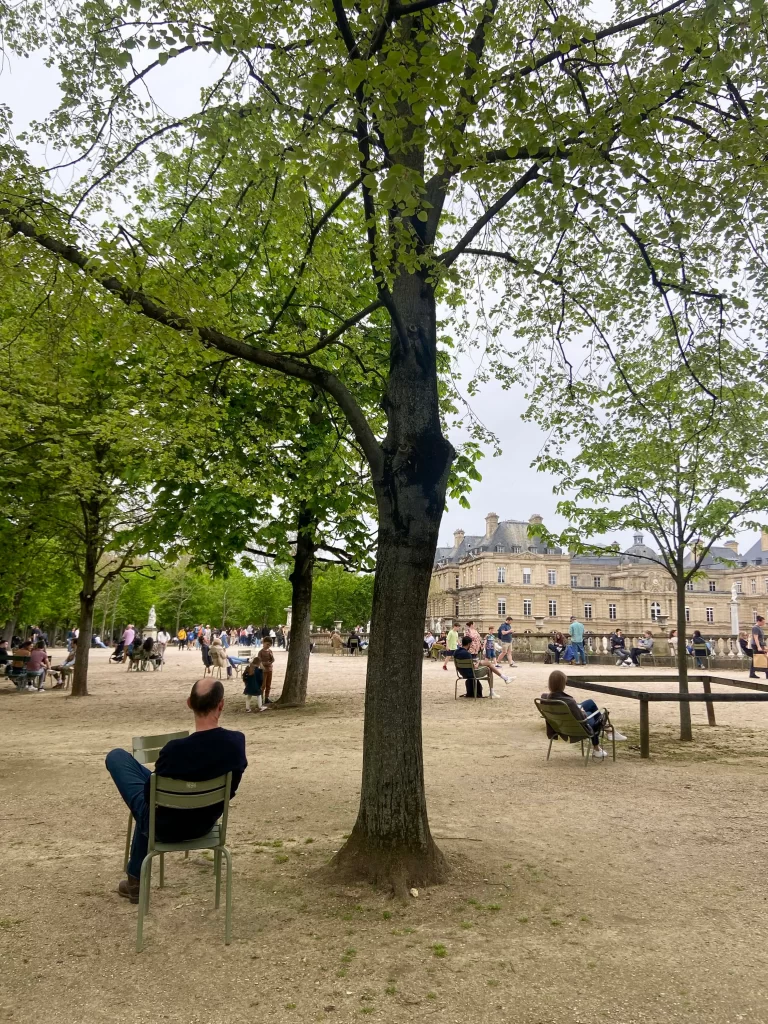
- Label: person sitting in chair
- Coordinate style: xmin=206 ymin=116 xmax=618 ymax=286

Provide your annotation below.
xmin=610 ymin=629 xmax=631 ymax=666
xmin=105 ymin=678 xmax=247 ymax=904
xmin=541 ymin=669 xmax=619 ymax=758
xmin=629 ymin=631 xmax=654 ymax=666
xmin=547 ymin=631 xmax=567 ymax=665
xmin=454 ymin=635 xmax=509 ymax=699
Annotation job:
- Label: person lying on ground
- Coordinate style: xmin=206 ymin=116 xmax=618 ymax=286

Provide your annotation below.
xmin=105 ymin=678 xmax=248 ymax=904
xmin=542 ymin=669 xmax=626 ymax=757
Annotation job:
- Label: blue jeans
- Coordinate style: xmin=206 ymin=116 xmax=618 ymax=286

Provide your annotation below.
xmin=572 ymin=641 xmax=587 ymax=665
xmin=580 ymin=698 xmax=603 ymax=746
xmin=106 ymin=748 xmax=151 ymax=877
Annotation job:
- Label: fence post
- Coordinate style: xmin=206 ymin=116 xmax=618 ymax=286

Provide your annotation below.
xmin=702 ymin=677 xmax=717 ymax=727
xmin=640 ymin=699 xmax=650 ymax=758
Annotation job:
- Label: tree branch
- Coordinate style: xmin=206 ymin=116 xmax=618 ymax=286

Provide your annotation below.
xmin=1 ymin=210 xmax=385 ymax=477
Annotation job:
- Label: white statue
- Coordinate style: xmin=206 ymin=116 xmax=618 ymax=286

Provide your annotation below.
xmin=147 ymin=605 xmax=157 ymax=628
xmin=731 ymin=582 xmax=739 ymax=603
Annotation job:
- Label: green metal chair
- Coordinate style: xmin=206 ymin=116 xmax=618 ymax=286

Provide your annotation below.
xmin=136 ymin=771 xmax=234 ymax=952
xmin=454 ymin=659 xmax=488 ymax=699
xmin=534 ymin=698 xmax=615 ymax=765
xmin=124 ymin=731 xmax=189 ymax=872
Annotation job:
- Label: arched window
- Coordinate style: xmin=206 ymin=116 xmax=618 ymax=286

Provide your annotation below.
xmin=650 ymin=601 xmax=661 ymax=621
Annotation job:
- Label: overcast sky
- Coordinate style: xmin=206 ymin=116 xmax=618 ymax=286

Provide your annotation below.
xmin=6 ymin=40 xmax=760 ymax=558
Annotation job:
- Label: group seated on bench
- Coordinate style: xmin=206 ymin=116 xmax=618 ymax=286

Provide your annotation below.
xmin=610 ymin=629 xmax=654 ymax=667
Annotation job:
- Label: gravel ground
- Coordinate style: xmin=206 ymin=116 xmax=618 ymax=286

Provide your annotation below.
xmin=1 ymin=648 xmax=767 ymax=1024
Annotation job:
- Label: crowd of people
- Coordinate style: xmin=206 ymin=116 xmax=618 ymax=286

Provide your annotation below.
xmin=423 ymin=617 xmax=518 ymax=698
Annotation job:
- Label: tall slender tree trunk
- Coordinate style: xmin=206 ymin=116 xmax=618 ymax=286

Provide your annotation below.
xmin=332 ymin=271 xmax=454 ymax=893
xmin=71 ymin=531 xmax=99 ymax=697
xmin=3 ymin=591 xmax=23 ymax=642
xmin=676 ymin=574 xmax=693 ymax=741
xmin=276 ymin=505 xmax=316 ymax=707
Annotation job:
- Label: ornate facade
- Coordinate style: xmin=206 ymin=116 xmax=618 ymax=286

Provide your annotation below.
xmin=428 ymin=513 xmax=768 ymax=636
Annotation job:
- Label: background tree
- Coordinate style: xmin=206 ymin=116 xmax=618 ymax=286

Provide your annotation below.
xmin=3 ymin=0 xmax=767 ymax=886
xmin=530 ymin=341 xmax=768 ymax=741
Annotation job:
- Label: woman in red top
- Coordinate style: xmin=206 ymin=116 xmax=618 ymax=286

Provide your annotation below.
xmin=26 ymin=641 xmax=50 ymax=692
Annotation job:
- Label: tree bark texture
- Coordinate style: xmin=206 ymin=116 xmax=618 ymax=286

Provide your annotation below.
xmin=71 ymin=528 xmax=99 ymax=697
xmin=331 ymin=272 xmax=454 ymax=893
xmin=3 ymin=592 xmax=23 ymax=642
xmin=676 ymin=575 xmax=693 ymax=741
xmin=276 ymin=506 xmax=316 ymax=707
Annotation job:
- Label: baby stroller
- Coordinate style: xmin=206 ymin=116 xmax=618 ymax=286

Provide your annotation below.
xmin=109 ymin=640 xmax=125 ymax=663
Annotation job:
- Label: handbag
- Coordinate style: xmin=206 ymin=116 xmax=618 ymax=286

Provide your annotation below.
xmin=753 ymin=652 xmax=768 ymax=669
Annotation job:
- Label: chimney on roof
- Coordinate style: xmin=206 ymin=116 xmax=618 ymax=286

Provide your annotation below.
xmin=529 ymin=514 xmax=544 ymax=525
xmin=485 ymin=513 xmax=499 ymax=539
xmin=453 ymin=529 xmax=465 ymax=548
xmin=724 ymin=539 xmax=739 ymax=555
xmin=762 ymin=528 xmax=768 ymax=552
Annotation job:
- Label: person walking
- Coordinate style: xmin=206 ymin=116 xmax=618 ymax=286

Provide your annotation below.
xmin=121 ymin=624 xmax=136 ymax=663
xmin=568 ymin=616 xmax=587 ymax=665
xmin=497 ymin=616 xmax=518 ymax=667
xmin=442 ymin=623 xmax=460 ymax=672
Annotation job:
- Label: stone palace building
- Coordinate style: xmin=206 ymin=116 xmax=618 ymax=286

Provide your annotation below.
xmin=428 ymin=512 xmax=768 ymax=637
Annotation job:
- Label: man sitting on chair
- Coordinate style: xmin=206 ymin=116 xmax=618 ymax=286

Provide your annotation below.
xmin=454 ymin=635 xmax=509 ymax=699
xmin=105 ymin=678 xmax=247 ymax=904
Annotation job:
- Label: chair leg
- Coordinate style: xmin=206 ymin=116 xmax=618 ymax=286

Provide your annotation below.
xmin=124 ymin=814 xmax=133 ymax=872
xmin=136 ymin=853 xmax=155 ymax=953
xmin=159 ymin=852 xmax=164 ymax=888
xmin=546 ymin=738 xmax=553 ymax=761
xmin=222 ymin=847 xmax=233 ymax=945
xmin=214 ymin=848 xmax=222 ymax=909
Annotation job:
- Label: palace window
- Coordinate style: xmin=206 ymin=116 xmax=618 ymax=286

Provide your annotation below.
xmin=497 ymin=566 xmax=506 ymax=584
xmin=454 ymin=574 xmax=459 ymax=589
xmin=455 ymin=603 xmax=460 ymax=617
xmin=523 ymin=599 xmax=532 ymax=617
xmin=751 ymin=578 xmax=757 ymax=594
xmin=706 ymin=607 xmax=714 ymax=623
xmin=522 ymin=568 xmax=532 ymax=584
xmin=510 ymin=545 xmax=522 ymax=553
xmin=685 ymin=581 xmax=694 ymax=592
xmin=497 ymin=599 xmax=506 ymax=616
xmin=735 ymin=580 xmax=742 ymax=593
xmin=765 ymin=578 xmax=768 ymax=593
xmin=650 ymin=601 xmax=661 ymax=621
xmin=548 ymin=599 xmax=557 ymax=616
xmin=709 ymin=580 xmax=716 ymax=592
xmin=583 ymin=603 xmax=592 ymax=620
xmin=593 ymin=576 xmax=601 ymax=589
xmin=571 ymin=574 xmax=578 ymax=589
xmin=685 ymin=607 xmax=690 ymax=622
xmin=608 ymin=603 xmax=617 ymax=620
xmin=495 ymin=545 xmax=504 ymax=552
xmin=547 ymin=569 xmax=557 ymax=585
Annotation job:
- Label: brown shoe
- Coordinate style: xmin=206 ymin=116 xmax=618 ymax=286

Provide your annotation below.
xmin=117 ymin=875 xmax=140 ymax=904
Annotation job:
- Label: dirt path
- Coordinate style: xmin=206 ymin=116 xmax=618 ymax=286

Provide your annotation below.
xmin=1 ymin=649 xmax=767 ymax=1024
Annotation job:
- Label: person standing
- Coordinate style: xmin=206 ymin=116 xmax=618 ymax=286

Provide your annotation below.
xmin=464 ymin=621 xmax=482 ymax=656
xmin=121 ymin=624 xmax=136 ymax=663
xmin=497 ymin=616 xmax=518 ymax=667
xmin=258 ymin=637 xmax=275 ymax=704
xmin=442 ymin=623 xmax=460 ymax=672
xmin=330 ymin=630 xmax=343 ymax=656
xmin=750 ymin=615 xmax=768 ymax=680
xmin=568 ymin=616 xmax=587 ymax=665
xmin=156 ymin=628 xmax=170 ymax=658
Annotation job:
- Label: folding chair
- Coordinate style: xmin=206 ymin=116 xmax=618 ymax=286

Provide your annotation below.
xmin=534 ymin=698 xmax=615 ymax=765
xmin=123 ymin=731 xmax=190 ymax=872
xmin=136 ymin=771 xmax=234 ymax=952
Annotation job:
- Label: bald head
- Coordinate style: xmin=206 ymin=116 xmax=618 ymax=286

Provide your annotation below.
xmin=188 ymin=677 xmax=224 ymax=717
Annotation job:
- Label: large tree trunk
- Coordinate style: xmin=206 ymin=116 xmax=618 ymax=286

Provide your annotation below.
xmin=3 ymin=591 xmax=23 ymax=642
xmin=71 ymin=541 xmax=98 ymax=697
xmin=276 ymin=505 xmax=315 ymax=708
xmin=676 ymin=574 xmax=692 ymax=741
xmin=331 ymin=271 xmax=454 ymax=893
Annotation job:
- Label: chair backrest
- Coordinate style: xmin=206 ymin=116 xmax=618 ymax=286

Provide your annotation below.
xmin=148 ymin=772 xmax=232 ymax=847
xmin=454 ymin=656 xmax=478 ymax=679
xmin=132 ymin=731 xmax=189 ymax=765
xmin=534 ymin=698 xmax=591 ymax=739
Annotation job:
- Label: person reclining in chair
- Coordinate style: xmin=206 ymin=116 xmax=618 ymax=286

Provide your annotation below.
xmin=454 ymin=635 xmax=509 ymax=699
xmin=105 ymin=678 xmax=247 ymax=904
xmin=629 ymin=631 xmax=654 ymax=666
xmin=541 ymin=669 xmax=625 ymax=758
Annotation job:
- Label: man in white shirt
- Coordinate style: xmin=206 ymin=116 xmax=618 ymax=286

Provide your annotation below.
xmin=156 ymin=629 xmax=170 ymax=662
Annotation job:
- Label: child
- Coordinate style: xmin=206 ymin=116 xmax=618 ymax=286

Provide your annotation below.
xmin=258 ymin=636 xmax=275 ymax=704
xmin=242 ymin=657 xmax=268 ymax=712
xmin=484 ymin=632 xmax=497 ymax=664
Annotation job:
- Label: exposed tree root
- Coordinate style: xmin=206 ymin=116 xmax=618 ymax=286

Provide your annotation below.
xmin=328 ymin=828 xmax=448 ymax=899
